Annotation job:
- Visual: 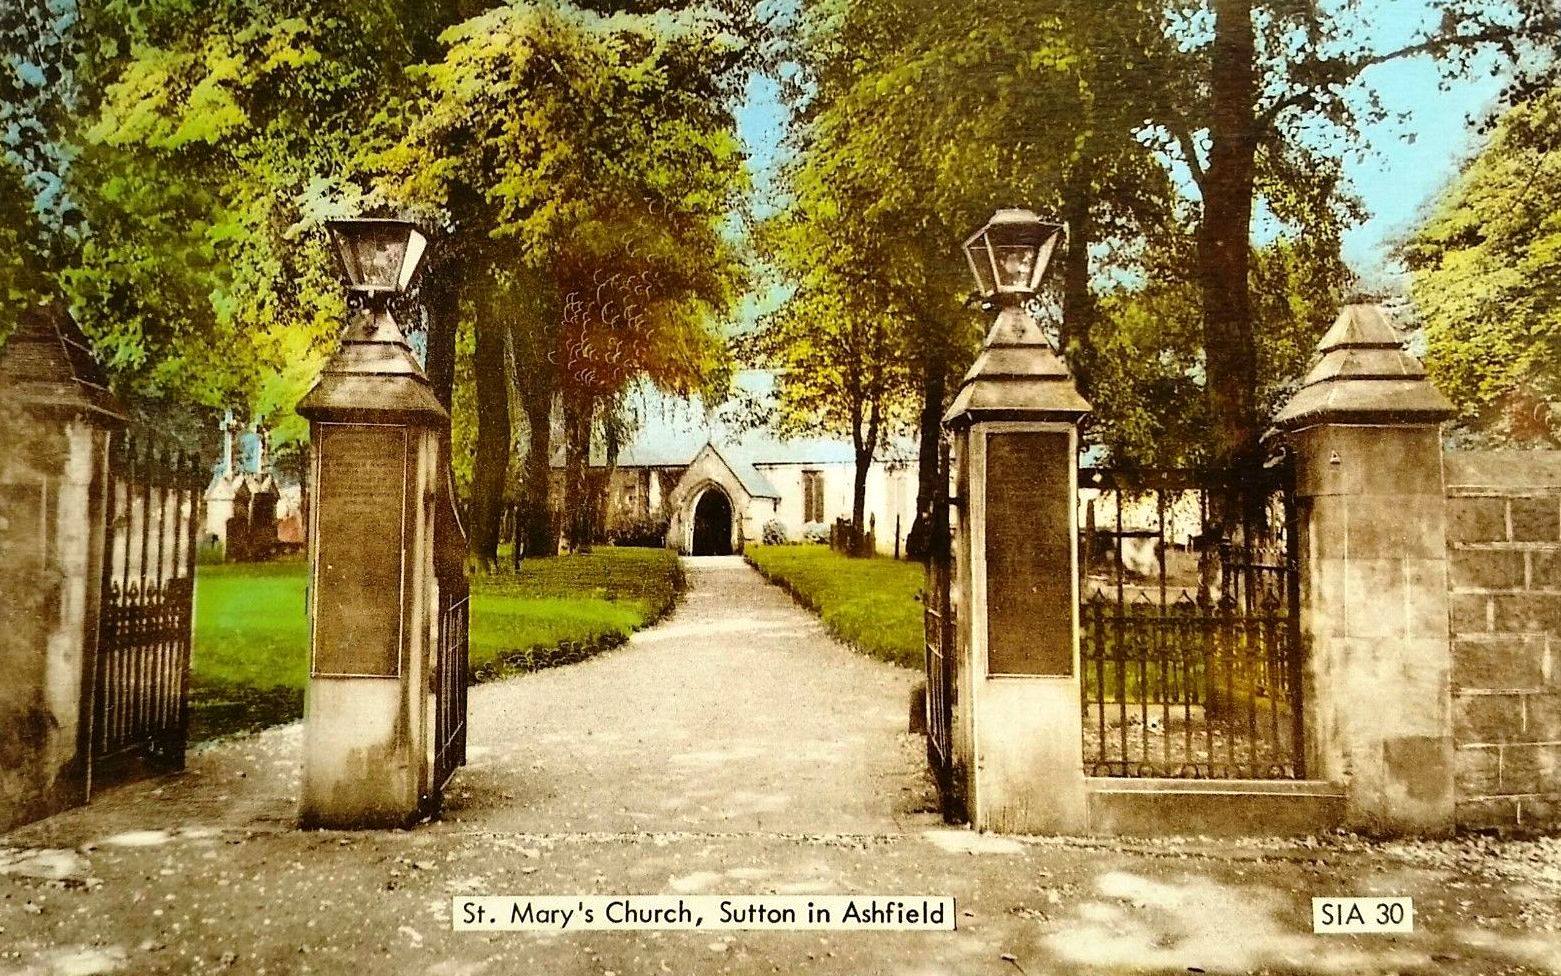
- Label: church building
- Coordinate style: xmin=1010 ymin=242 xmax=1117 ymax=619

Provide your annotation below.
xmin=567 ymin=377 xmax=918 ymax=556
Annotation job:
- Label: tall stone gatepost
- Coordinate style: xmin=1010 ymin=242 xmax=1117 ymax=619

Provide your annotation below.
xmin=1274 ymin=304 xmax=1457 ymax=835
xmin=943 ymin=304 xmax=1091 ymax=834
xmin=296 ymin=264 xmax=449 ymax=829
xmin=0 ymin=304 xmax=125 ymax=831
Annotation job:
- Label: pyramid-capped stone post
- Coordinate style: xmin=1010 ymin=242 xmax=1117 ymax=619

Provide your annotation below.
xmin=1274 ymin=303 xmax=1454 ymax=428
xmin=0 ymin=304 xmax=125 ymax=831
xmin=1276 ymin=304 xmax=1457 ymax=836
xmin=298 ymin=218 xmax=459 ymax=829
xmin=943 ymin=306 xmax=1091 ymax=428
xmin=941 ymin=288 xmax=1091 ymax=835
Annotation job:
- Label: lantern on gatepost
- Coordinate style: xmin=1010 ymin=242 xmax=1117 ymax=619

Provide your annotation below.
xmin=941 ymin=208 xmax=1091 ymax=835
xmin=962 ymin=208 xmax=1066 ymax=302
xmin=296 ymin=217 xmax=466 ymax=828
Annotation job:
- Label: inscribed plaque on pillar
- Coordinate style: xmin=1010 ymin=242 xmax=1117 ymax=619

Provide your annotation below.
xmin=312 ymin=424 xmax=407 ymax=677
xmin=984 ymin=430 xmax=1073 ymax=676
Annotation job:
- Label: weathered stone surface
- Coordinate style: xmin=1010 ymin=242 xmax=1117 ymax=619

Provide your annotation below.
xmin=1449 ymin=593 xmax=1492 ymax=633
xmin=1454 ymin=693 xmax=1524 ymax=744
xmin=1453 ymin=635 xmax=1547 ymax=691
xmin=1086 ymin=779 xmax=1346 ymax=837
xmin=1456 ymin=794 xmax=1519 ymax=829
xmin=1446 ymin=449 xmax=1561 ymax=490
xmin=1348 ymin=497 xmax=1447 ymax=559
xmin=1528 ymin=692 xmax=1561 ymax=740
xmin=1518 ymin=792 xmax=1561 ymax=828
xmin=1454 ymin=746 xmax=1500 ymax=795
xmin=1499 ymin=742 xmax=1560 ymax=794
xmin=1492 ymin=593 xmax=1561 ymax=633
xmin=1448 ymin=497 xmax=1508 ymax=544
xmin=1383 ymin=735 xmax=1454 ymax=805
xmin=1530 ymin=549 xmax=1561 ymax=590
xmin=1450 ymin=549 xmax=1526 ymax=591
xmin=1509 ymin=496 xmax=1561 ymax=543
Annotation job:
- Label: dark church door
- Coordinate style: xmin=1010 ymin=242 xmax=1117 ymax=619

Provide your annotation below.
xmin=692 ymin=489 xmax=734 ymax=556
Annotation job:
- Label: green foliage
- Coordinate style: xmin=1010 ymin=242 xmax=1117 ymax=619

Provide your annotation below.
xmin=375 ymin=2 xmax=750 ymax=401
xmin=190 ymin=547 xmax=684 ymax=740
xmin=746 ymin=544 xmax=923 ymax=669
xmin=765 ymin=0 xmax=1182 ymax=451
xmin=1087 ymin=229 xmax=1349 ymax=468
xmin=1 ymin=0 xmax=87 ymax=329
xmin=1406 ymin=87 xmax=1561 ymax=444
xmin=56 ymin=0 xmax=439 ymax=436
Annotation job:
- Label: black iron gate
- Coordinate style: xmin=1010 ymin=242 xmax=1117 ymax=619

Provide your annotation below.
xmin=88 ymin=435 xmax=202 ymax=791
xmin=1078 ymin=461 xmax=1304 ymax=779
xmin=923 ymin=438 xmax=964 ymax=818
xmin=433 ymin=579 xmax=469 ymax=791
xmin=432 ymin=464 xmax=470 ymax=796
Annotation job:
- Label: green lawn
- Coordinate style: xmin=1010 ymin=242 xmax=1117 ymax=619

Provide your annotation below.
xmin=745 ymin=544 xmax=925 ymax=669
xmin=190 ymin=548 xmax=683 ymax=741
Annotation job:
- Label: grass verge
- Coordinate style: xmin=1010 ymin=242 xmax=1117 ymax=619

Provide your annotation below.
xmin=191 ymin=548 xmax=684 ymax=741
xmin=744 ymin=544 xmax=924 ymax=669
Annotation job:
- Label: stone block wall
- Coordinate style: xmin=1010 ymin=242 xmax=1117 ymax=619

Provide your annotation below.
xmin=1445 ymin=451 xmax=1561 ymax=832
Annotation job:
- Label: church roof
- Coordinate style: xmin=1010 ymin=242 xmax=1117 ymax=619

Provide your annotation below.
xmin=697 ymin=442 xmax=780 ymax=499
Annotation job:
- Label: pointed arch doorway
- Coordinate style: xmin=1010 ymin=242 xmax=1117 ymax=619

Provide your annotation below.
xmin=691 ymin=487 xmax=734 ymax=556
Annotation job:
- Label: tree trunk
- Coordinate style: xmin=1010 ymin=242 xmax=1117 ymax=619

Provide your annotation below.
xmin=906 ymin=359 xmax=945 ymax=562
xmin=561 ymin=391 xmax=595 ymax=552
xmin=851 ymin=400 xmax=880 ymax=557
xmin=519 ymin=388 xmax=556 ymax=559
xmin=468 ymin=314 xmax=510 ymax=567
xmin=1201 ymin=0 xmax=1262 ymax=506
xmin=852 ymin=448 xmax=871 ymax=553
xmin=598 ymin=398 xmax=625 ymax=543
xmin=420 ymin=258 xmax=462 ymax=410
xmin=1060 ymin=182 xmax=1097 ymax=397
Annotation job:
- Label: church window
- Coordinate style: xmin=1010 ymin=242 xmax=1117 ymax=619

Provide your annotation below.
xmin=802 ymin=470 xmax=824 ymax=523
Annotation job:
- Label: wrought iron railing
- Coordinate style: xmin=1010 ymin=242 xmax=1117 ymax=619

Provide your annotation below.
xmin=91 ymin=435 xmax=203 ymax=789
xmin=433 ymin=582 xmax=469 ymax=792
xmin=1077 ymin=461 xmax=1303 ymax=779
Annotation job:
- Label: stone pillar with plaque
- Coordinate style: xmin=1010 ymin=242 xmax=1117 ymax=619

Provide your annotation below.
xmin=297 ymin=219 xmax=452 ymax=829
xmin=944 ymin=210 xmax=1090 ymax=834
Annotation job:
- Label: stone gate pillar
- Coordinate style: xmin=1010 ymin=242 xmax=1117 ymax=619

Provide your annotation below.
xmin=0 ymin=304 xmax=125 ymax=831
xmin=944 ymin=304 xmax=1090 ymax=834
xmin=1274 ymin=304 xmax=1457 ymax=835
xmin=296 ymin=223 xmax=449 ymax=828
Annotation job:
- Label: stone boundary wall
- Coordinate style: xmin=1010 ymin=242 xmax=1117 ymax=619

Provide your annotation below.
xmin=1445 ymin=450 xmax=1561 ymax=832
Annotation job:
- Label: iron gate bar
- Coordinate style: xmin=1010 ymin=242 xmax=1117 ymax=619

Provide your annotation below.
xmin=1079 ymin=460 xmax=1303 ymax=780
xmin=90 ymin=436 xmax=201 ymax=792
xmin=922 ymin=435 xmax=961 ymax=820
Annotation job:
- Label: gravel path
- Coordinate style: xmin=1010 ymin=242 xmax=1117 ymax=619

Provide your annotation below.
xmin=445 ymin=555 xmax=939 ymax=834
xmin=4 ymin=556 xmax=1561 ymax=975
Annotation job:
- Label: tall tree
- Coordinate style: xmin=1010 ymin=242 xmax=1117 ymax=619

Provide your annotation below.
xmin=378 ymin=2 xmax=749 ymax=558
xmin=1405 ymin=85 xmax=1561 ymax=444
xmin=63 ymin=0 xmax=476 ymax=441
xmin=1155 ymin=0 xmax=1560 ymax=492
xmin=781 ymin=0 xmax=1183 ymax=557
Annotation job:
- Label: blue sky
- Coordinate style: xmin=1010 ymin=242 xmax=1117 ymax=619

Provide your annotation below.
xmin=735 ymin=0 xmax=1510 ymax=287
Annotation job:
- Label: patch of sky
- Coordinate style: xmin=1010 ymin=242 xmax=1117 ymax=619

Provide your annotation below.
xmin=729 ymin=0 xmax=1518 ymax=297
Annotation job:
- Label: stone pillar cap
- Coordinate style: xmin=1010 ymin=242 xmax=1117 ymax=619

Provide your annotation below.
xmin=1273 ymin=304 xmax=1454 ymax=429
xmin=943 ymin=305 xmax=1091 ymax=428
xmin=0 ymin=302 xmax=126 ymax=425
xmin=298 ymin=307 xmax=447 ymax=426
